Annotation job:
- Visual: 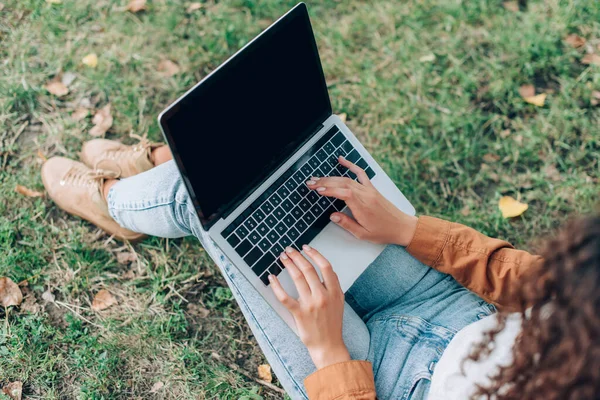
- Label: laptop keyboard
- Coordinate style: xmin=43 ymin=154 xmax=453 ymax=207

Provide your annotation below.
xmin=220 ymin=125 xmax=376 ymax=286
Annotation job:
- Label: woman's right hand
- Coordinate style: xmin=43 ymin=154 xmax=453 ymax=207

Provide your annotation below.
xmin=306 ymin=156 xmax=418 ymax=247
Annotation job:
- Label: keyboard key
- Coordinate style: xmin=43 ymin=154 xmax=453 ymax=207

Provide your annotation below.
xmin=308 ymin=156 xmax=320 ymax=169
xmin=333 ymin=198 xmax=346 ymax=211
xmin=267 ymin=230 xmax=279 ymax=244
xmin=315 ymin=149 xmax=328 ymax=162
xmin=310 ymin=203 xmax=323 ymax=217
xmin=283 ymin=214 xmax=295 ymax=228
xmin=334 ymin=147 xmax=346 ymax=158
xmin=356 ymin=158 xmax=368 ymax=170
xmin=296 ymin=219 xmax=308 ymax=233
xmin=301 ymin=164 xmax=312 ymax=176
xmin=269 ymin=263 xmax=282 ymax=276
xmin=226 ymin=233 xmax=240 ymax=248
xmin=261 ymin=201 xmax=274 ymax=215
xmin=289 ymin=190 xmax=302 ymax=203
xmin=365 ymin=167 xmax=375 ymax=179
xmin=277 ymin=186 xmax=290 ymax=199
xmin=252 ymin=252 xmax=275 ymax=276
xmin=256 ymin=222 xmax=269 ymax=236
xmin=221 ymin=224 xmax=236 ymax=238
xmin=331 ymin=131 xmax=345 ymax=147
xmin=324 ymin=142 xmax=335 ymax=154
xmin=244 ymin=216 xmax=257 ymax=231
xmin=335 ymin=165 xmax=348 ymax=175
xmin=269 ymin=193 xmax=282 ymax=207
xmin=258 ymin=238 xmax=271 ymax=252
xmin=326 ymin=155 xmax=339 ymax=169
xmin=259 ymin=272 xmax=270 ymax=285
xmin=252 ymin=209 xmax=266 ymax=223
xmin=288 ymin=226 xmax=300 ymax=241
xmin=316 ymin=167 xmax=328 ymax=177
xmin=244 ymin=247 xmax=263 ymax=267
xmin=281 ymin=199 xmax=294 ymax=212
xmin=275 ymin=222 xmax=287 ymax=235
xmin=297 ymin=185 xmax=309 ymax=196
xmin=318 ymin=196 xmax=330 ymax=209
xmin=292 ymin=170 xmax=305 ymax=185
xmin=303 ymin=212 xmax=315 ymax=225
xmin=265 ymin=215 xmax=277 ymax=227
xmin=348 ymin=170 xmax=357 ymax=180
xmin=273 ymin=206 xmax=285 ymax=220
xmin=341 ymin=140 xmax=353 ymax=153
xmin=291 ymin=206 xmax=303 ymax=219
xmin=235 ymin=225 xmax=249 ymax=240
xmin=248 ymin=231 xmax=261 ymax=245
xmin=299 ymin=198 xmax=311 ymax=212
xmin=295 ymin=206 xmax=335 ymax=248
xmin=346 ymin=149 xmax=360 ymax=163
xmin=285 ymin=179 xmax=296 ymax=191
xmin=235 ymin=239 xmax=252 ymax=257
xmin=307 ymin=191 xmax=319 ymax=204
xmin=280 ymin=235 xmax=292 ymax=248
xmin=271 ymin=243 xmax=283 ymax=256
xmin=330 ymin=167 xmax=342 ymax=177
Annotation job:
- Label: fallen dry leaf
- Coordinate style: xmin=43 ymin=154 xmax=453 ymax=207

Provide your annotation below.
xmin=564 ymin=34 xmax=586 ymax=48
xmin=502 ymin=1 xmax=519 ymax=11
xmin=591 ymin=90 xmax=600 ymax=106
xmin=523 ymin=93 xmax=547 ymax=107
xmin=42 ymin=290 xmax=55 ymax=303
xmin=82 ymin=53 xmax=98 ymax=68
xmin=0 ymin=277 xmax=23 ymax=308
xmin=71 ymin=107 xmax=89 ymax=121
xmin=2 ymin=381 xmax=23 ymax=400
xmin=15 ymin=185 xmax=44 ymax=198
xmin=0 ymin=3 xmax=5 ymax=11
xmin=91 ymin=289 xmax=117 ymax=311
xmin=499 ymin=129 xmax=511 ymax=139
xmin=543 ymin=164 xmax=562 ymax=182
xmin=46 ymin=0 xmax=61 ymax=3
xmin=89 ymin=104 xmax=113 ymax=137
xmin=338 ymin=113 xmax=347 ymax=123
xmin=126 ymin=0 xmax=146 ymax=12
xmin=483 ymin=153 xmax=500 ymax=163
xmin=186 ymin=2 xmax=202 ymax=12
xmin=157 ymin=59 xmax=180 ymax=77
xmin=582 ymin=53 xmax=600 ymax=66
xmin=20 ymin=295 xmax=41 ymax=314
xmin=419 ymin=53 xmax=436 ymax=63
xmin=61 ymin=71 xmax=77 ymax=86
xmin=116 ymin=251 xmax=136 ymax=264
xmin=257 ymin=364 xmax=272 ymax=383
xmin=187 ymin=303 xmax=210 ymax=318
xmin=37 ymin=149 xmax=48 ymax=162
xmin=498 ymin=196 xmax=528 ymax=218
xmin=518 ymin=84 xmax=535 ymax=98
xmin=150 ymin=382 xmax=164 ymax=393
xmin=460 ymin=205 xmax=470 ymax=217
xmin=45 ymin=80 xmax=69 ymax=97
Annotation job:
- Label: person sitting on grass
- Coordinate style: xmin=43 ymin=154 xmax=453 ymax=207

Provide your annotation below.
xmin=41 ymin=137 xmax=600 ymax=400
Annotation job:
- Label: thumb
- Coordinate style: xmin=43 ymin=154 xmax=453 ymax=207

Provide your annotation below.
xmin=330 ymin=212 xmax=369 ymax=240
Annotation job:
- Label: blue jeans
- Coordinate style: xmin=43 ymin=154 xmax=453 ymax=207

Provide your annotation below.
xmin=107 ymin=160 xmax=495 ymax=400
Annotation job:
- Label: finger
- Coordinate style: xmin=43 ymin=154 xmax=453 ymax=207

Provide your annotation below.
xmin=313 ymin=186 xmax=352 ymax=200
xmin=285 ymin=246 xmax=325 ymax=294
xmin=280 ymin=252 xmax=311 ymax=299
xmin=338 ymin=156 xmax=372 ymax=187
xmin=330 ymin=212 xmax=369 ymax=240
xmin=306 ymin=176 xmax=355 ymax=188
xmin=269 ymin=274 xmax=299 ymax=311
xmin=301 ymin=245 xmax=342 ymax=293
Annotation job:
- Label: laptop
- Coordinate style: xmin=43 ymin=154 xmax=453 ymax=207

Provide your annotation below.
xmin=158 ymin=2 xmax=415 ymax=332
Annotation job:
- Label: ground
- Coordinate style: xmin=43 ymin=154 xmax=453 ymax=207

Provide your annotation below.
xmin=0 ymin=0 xmax=599 ymax=398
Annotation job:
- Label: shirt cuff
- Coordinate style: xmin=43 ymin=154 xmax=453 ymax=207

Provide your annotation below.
xmin=304 ymin=360 xmax=375 ymax=400
xmin=405 ymin=216 xmax=451 ymax=267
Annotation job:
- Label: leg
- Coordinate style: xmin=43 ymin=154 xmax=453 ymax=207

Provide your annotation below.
xmin=107 ymin=160 xmax=370 ymax=399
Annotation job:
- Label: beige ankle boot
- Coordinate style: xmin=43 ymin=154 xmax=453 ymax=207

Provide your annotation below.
xmin=41 ymin=157 xmax=146 ymax=241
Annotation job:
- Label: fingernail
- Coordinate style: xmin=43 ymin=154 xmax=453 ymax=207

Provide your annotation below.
xmin=339 ymin=156 xmax=346 ymax=160
xmin=268 ymin=274 xmax=274 ymax=281
xmin=311 ymin=177 xmax=320 ymax=181
xmin=285 ymin=246 xmax=294 ymax=254
xmin=317 ymin=187 xmax=326 ymax=192
xmin=280 ymin=252 xmax=288 ymax=260
xmin=330 ymin=214 xmax=341 ymax=222
xmin=302 ymin=244 xmax=311 ymax=251
xmin=306 ymin=180 xmax=316 ymax=185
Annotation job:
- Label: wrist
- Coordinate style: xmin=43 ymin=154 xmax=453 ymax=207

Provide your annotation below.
xmin=308 ymin=344 xmax=351 ymax=370
xmin=394 ymin=213 xmax=418 ymax=247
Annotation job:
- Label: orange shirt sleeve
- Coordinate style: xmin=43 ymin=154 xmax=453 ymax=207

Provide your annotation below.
xmin=406 ymin=216 xmax=543 ymax=310
xmin=304 ymin=360 xmax=376 ymax=400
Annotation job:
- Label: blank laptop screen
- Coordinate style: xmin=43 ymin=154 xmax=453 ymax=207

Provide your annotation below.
xmin=160 ymin=4 xmax=331 ymax=230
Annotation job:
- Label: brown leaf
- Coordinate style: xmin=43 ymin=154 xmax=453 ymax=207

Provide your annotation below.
xmin=523 ymin=93 xmax=547 ymax=107
xmin=591 ymin=90 xmax=600 ymax=106
xmin=543 ymin=164 xmax=562 ymax=182
xmin=150 ymin=382 xmax=164 ymax=393
xmin=483 ymin=153 xmax=500 ymax=163
xmin=157 ymin=59 xmax=180 ymax=77
xmin=582 ymin=53 xmax=600 ymax=66
xmin=0 ymin=3 xmax=5 ymax=11
xmin=89 ymin=104 xmax=113 ymax=137
xmin=338 ymin=113 xmax=347 ymax=123
xmin=518 ymin=84 xmax=535 ymax=98
xmin=20 ymin=295 xmax=41 ymax=314
xmin=91 ymin=289 xmax=117 ymax=311
xmin=15 ymin=185 xmax=44 ymax=198
xmin=502 ymin=1 xmax=519 ymax=12
xmin=498 ymin=196 xmax=528 ymax=218
xmin=0 ymin=277 xmax=23 ymax=308
xmin=460 ymin=205 xmax=470 ymax=217
xmin=126 ymin=0 xmax=146 ymax=13
xmin=45 ymin=80 xmax=69 ymax=97
xmin=499 ymin=129 xmax=511 ymax=139
xmin=257 ymin=364 xmax=272 ymax=383
xmin=2 ymin=381 xmax=23 ymax=400
xmin=186 ymin=2 xmax=202 ymax=12
xmin=71 ymin=107 xmax=89 ymax=121
xmin=187 ymin=303 xmax=210 ymax=318
xmin=564 ymin=34 xmax=586 ymax=48
xmin=116 ymin=251 xmax=136 ymax=264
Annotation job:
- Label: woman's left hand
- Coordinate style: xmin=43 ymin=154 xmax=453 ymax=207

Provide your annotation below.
xmin=269 ymin=245 xmax=350 ymax=369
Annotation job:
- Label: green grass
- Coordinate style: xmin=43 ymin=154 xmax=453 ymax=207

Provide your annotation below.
xmin=1 ymin=0 xmax=599 ymax=398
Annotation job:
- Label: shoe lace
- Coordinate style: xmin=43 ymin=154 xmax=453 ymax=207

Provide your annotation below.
xmin=60 ymin=165 xmax=121 ymax=188
xmin=103 ymin=133 xmax=159 ymax=162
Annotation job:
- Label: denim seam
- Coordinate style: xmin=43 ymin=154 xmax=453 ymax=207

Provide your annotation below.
xmin=222 ymin=263 xmax=308 ymax=399
xmin=110 ymin=199 xmax=176 ymax=211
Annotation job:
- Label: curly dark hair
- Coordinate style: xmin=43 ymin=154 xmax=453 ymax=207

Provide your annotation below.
xmin=469 ymin=214 xmax=600 ymax=399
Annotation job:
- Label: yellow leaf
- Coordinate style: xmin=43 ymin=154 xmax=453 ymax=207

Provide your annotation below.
xmin=523 ymin=93 xmax=546 ymax=107
xmin=0 ymin=277 xmax=23 ymax=308
xmin=338 ymin=113 xmax=347 ymax=123
xmin=419 ymin=53 xmax=435 ymax=63
xmin=126 ymin=0 xmax=146 ymax=12
xmin=45 ymin=80 xmax=69 ymax=97
xmin=91 ymin=289 xmax=117 ymax=311
xmin=498 ymin=196 xmax=528 ymax=218
xmin=15 ymin=184 xmax=44 ymax=198
xmin=82 ymin=53 xmax=98 ymax=68
xmin=257 ymin=364 xmax=272 ymax=383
